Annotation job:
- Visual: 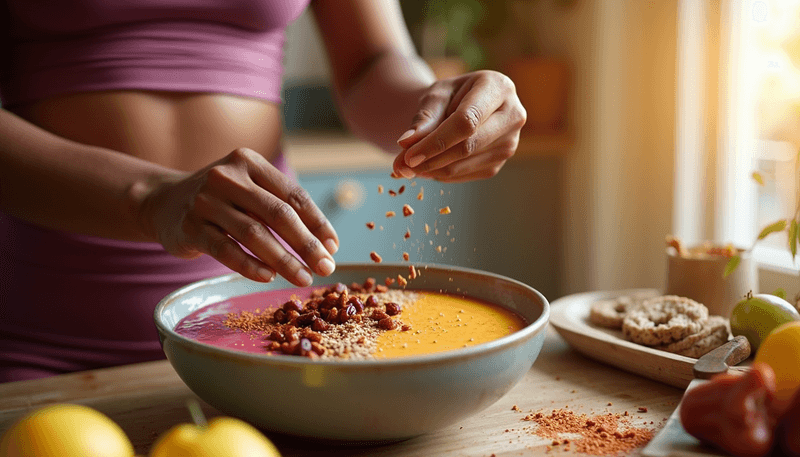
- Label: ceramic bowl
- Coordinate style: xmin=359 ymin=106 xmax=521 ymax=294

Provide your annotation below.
xmin=154 ymin=263 xmax=549 ymax=442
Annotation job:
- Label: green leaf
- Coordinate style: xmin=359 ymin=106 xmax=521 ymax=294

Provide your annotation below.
xmin=758 ymin=220 xmax=788 ymax=240
xmin=752 ymin=171 xmax=765 ymax=186
xmin=790 ymin=219 xmax=798 ymax=259
xmin=773 ymin=288 xmax=787 ymax=300
xmin=723 ymin=255 xmax=741 ymax=278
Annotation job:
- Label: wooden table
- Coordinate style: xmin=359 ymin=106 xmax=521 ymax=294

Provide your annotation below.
xmin=0 ymin=326 xmax=683 ymax=456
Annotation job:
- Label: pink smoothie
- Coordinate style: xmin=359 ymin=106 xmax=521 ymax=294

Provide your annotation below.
xmin=173 ymin=286 xmax=321 ymax=355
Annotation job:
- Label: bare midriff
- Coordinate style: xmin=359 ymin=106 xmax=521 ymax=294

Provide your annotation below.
xmin=10 ymin=91 xmax=283 ymax=171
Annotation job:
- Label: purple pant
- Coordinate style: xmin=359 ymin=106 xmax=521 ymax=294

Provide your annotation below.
xmin=0 ymin=153 xmax=294 ymax=382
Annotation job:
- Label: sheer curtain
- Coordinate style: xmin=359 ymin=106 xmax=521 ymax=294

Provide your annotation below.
xmin=674 ymin=0 xmax=800 ymax=296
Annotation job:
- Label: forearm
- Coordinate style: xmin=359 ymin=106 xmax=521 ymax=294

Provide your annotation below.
xmin=337 ymin=50 xmax=436 ymax=152
xmin=0 ymin=109 xmax=178 ymax=241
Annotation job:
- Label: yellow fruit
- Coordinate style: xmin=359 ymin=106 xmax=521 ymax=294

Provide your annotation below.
xmin=754 ymin=320 xmax=800 ymax=406
xmin=149 ymin=416 xmax=281 ymax=457
xmin=0 ymin=403 xmax=134 ymax=457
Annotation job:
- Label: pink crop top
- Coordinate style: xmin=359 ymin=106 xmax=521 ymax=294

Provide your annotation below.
xmin=0 ymin=0 xmax=310 ymax=106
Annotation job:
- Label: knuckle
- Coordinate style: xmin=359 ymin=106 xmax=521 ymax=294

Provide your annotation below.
xmin=419 ymin=90 xmax=448 ymax=106
xmin=205 ymin=166 xmax=231 ymax=185
xmin=286 ymin=185 xmax=313 ymax=211
xmin=299 ymin=237 xmax=322 ymax=257
xmin=499 ymin=73 xmax=516 ymax=91
xmin=208 ymin=236 xmax=237 ymax=259
xmin=514 ymin=104 xmax=528 ymax=129
xmin=229 ymin=147 xmax=254 ymax=162
xmin=275 ymin=251 xmax=296 ymax=270
xmin=267 ymin=200 xmax=295 ymax=224
xmin=463 ymin=136 xmax=479 ymax=156
xmin=435 ymin=137 xmax=447 ymax=153
xmin=499 ymin=148 xmax=515 ymax=161
xmin=412 ymin=108 xmax=437 ymax=125
xmin=501 ymin=136 xmax=520 ymax=152
xmin=240 ymin=221 xmax=266 ymax=245
xmin=459 ymin=106 xmax=481 ymax=135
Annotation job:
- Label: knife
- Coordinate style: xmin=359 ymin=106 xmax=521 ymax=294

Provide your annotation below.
xmin=641 ymin=335 xmax=752 ymax=457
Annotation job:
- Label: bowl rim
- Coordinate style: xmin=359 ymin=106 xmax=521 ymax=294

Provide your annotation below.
xmin=154 ymin=262 xmax=550 ymax=369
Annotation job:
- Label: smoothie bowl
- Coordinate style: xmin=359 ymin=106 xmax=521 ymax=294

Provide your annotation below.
xmin=154 ymin=263 xmax=549 ymax=442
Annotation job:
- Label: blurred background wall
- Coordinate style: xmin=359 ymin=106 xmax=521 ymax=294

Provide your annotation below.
xmin=279 ymin=0 xmax=799 ymax=302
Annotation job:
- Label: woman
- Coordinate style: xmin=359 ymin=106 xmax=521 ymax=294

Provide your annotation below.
xmin=0 ymin=0 xmax=526 ymax=382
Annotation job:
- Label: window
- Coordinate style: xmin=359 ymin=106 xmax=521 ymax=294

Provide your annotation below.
xmin=680 ymin=0 xmax=800 ymax=274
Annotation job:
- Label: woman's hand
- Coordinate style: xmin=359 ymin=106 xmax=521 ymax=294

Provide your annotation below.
xmin=134 ymin=148 xmax=339 ymax=287
xmin=393 ymin=70 xmax=527 ymax=183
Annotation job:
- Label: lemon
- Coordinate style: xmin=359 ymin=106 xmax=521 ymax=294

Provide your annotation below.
xmin=0 ymin=403 xmax=134 ymax=457
xmin=754 ymin=320 xmax=800 ymax=406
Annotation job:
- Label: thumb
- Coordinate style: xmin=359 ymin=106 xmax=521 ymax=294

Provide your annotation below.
xmin=397 ymin=93 xmax=449 ymax=150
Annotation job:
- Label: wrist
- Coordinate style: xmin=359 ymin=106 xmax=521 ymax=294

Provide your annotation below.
xmin=125 ymin=171 xmax=181 ymax=243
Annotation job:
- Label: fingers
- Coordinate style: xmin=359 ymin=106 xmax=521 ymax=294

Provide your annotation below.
xmin=401 ymin=76 xmax=505 ymax=170
xmin=408 ymin=108 xmax=518 ymax=175
xmin=191 ymin=191 xmax=315 ymax=287
xmin=193 ymin=148 xmax=337 ymax=285
xmin=191 ymin=223 xmax=276 ymax=284
xmin=396 ymin=84 xmax=452 ymax=151
xmin=230 ymin=152 xmax=336 ymax=278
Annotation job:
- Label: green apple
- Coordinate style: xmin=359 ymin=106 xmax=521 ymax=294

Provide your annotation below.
xmin=149 ymin=416 xmax=281 ymax=457
xmin=730 ymin=292 xmax=800 ymax=351
xmin=0 ymin=403 xmax=134 ymax=457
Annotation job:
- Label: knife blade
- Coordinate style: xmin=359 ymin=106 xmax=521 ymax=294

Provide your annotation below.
xmin=641 ymin=336 xmax=751 ymax=457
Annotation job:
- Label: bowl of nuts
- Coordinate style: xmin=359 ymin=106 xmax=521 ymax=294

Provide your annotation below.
xmin=154 ymin=263 xmax=549 ymax=442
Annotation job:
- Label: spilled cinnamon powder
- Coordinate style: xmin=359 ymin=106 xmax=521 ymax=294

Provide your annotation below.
xmin=522 ymin=408 xmax=654 ymax=455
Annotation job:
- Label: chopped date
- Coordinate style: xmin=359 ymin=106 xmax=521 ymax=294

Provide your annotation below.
xmin=347 ymin=296 xmax=364 ymax=313
xmin=385 ymin=302 xmax=401 ymax=315
xmin=370 ymin=252 xmax=383 ymax=263
xmin=282 ymin=298 xmax=303 ymax=312
xmin=378 ymin=317 xmax=397 ymax=330
xmin=311 ymin=317 xmax=328 ymax=332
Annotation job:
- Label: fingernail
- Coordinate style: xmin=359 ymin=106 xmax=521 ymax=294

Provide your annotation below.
xmin=324 ymin=238 xmax=338 ymax=255
xmin=406 ymin=155 xmax=425 ymax=168
xmin=257 ymin=267 xmax=275 ymax=283
xmin=317 ymin=257 xmax=335 ymax=276
xmin=397 ymin=129 xmax=415 ymax=144
xmin=296 ymin=269 xmax=313 ymax=287
xmin=398 ymin=166 xmax=416 ymax=179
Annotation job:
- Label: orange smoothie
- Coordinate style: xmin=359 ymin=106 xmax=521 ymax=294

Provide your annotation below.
xmin=376 ymin=291 xmax=526 ymax=358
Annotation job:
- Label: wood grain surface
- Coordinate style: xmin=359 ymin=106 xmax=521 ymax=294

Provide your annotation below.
xmin=0 ymin=326 xmax=692 ymax=457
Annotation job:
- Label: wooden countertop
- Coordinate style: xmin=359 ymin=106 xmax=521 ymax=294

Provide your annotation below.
xmin=283 ymin=131 xmax=571 ymax=175
xmin=0 ymin=328 xmax=682 ymax=457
